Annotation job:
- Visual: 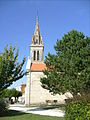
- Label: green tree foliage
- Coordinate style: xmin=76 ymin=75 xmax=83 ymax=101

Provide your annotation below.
xmin=0 ymin=45 xmax=26 ymax=93
xmin=1 ymin=88 xmax=22 ymax=101
xmin=0 ymin=99 xmax=8 ymax=114
xmin=41 ymin=30 xmax=90 ymax=95
xmin=65 ymin=101 xmax=90 ymax=120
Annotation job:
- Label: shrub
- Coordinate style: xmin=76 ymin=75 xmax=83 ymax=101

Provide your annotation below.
xmin=0 ymin=98 xmax=8 ymax=115
xmin=65 ymin=101 xmax=90 ymax=120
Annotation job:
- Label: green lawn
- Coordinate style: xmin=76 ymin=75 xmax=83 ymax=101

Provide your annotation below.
xmin=0 ymin=110 xmax=64 ymax=120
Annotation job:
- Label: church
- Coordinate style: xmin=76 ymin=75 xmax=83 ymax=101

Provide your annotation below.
xmin=25 ymin=17 xmax=72 ymax=105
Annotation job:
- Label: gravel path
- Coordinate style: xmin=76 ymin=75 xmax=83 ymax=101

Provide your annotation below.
xmin=9 ymin=104 xmax=64 ymax=117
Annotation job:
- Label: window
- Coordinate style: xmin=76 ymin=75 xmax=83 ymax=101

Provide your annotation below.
xmin=37 ymin=51 xmax=39 ymax=61
xmin=33 ymin=51 xmax=36 ymax=60
xmin=36 ymin=39 xmax=38 ymax=44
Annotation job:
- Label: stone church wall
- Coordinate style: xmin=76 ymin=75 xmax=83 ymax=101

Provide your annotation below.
xmin=28 ymin=71 xmax=72 ymax=105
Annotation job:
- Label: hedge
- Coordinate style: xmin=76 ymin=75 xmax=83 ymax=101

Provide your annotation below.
xmin=65 ymin=101 xmax=90 ymax=120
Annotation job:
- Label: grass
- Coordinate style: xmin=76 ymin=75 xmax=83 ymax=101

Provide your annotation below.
xmin=0 ymin=110 xmax=65 ymax=120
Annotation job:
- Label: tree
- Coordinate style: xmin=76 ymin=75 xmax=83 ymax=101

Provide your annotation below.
xmin=1 ymin=88 xmax=22 ymax=102
xmin=0 ymin=45 xmax=26 ymax=93
xmin=41 ymin=30 xmax=90 ymax=96
xmin=9 ymin=88 xmax=22 ymax=102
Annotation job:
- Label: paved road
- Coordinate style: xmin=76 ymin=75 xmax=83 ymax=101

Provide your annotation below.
xmin=9 ymin=104 xmax=64 ymax=117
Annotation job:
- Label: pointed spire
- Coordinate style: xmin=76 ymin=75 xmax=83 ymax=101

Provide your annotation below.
xmin=34 ymin=16 xmax=40 ymax=35
xmin=31 ymin=16 xmax=43 ymax=46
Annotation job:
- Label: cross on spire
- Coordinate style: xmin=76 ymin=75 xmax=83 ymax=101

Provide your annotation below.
xmin=37 ymin=10 xmax=38 ymax=17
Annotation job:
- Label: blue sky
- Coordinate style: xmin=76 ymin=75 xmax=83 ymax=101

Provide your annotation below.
xmin=0 ymin=0 xmax=90 ymax=88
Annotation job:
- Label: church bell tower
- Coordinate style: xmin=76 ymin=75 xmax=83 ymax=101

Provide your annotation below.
xmin=30 ymin=17 xmax=44 ymax=63
xmin=25 ymin=16 xmax=69 ymax=106
xmin=25 ymin=16 xmax=46 ymax=105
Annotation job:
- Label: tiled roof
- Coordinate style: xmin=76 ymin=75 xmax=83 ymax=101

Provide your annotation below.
xmin=31 ymin=63 xmax=46 ymax=71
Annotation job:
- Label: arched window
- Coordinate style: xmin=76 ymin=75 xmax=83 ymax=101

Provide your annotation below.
xmin=33 ymin=51 xmax=36 ymax=60
xmin=37 ymin=51 xmax=39 ymax=61
xmin=36 ymin=39 xmax=38 ymax=44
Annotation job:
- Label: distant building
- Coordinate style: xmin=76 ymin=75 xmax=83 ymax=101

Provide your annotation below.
xmin=21 ymin=84 xmax=26 ymax=94
xmin=25 ymin=17 xmax=72 ymax=105
xmin=16 ymin=83 xmax=26 ymax=103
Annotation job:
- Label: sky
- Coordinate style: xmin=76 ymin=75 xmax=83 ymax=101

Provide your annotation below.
xmin=0 ymin=0 xmax=90 ymax=88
